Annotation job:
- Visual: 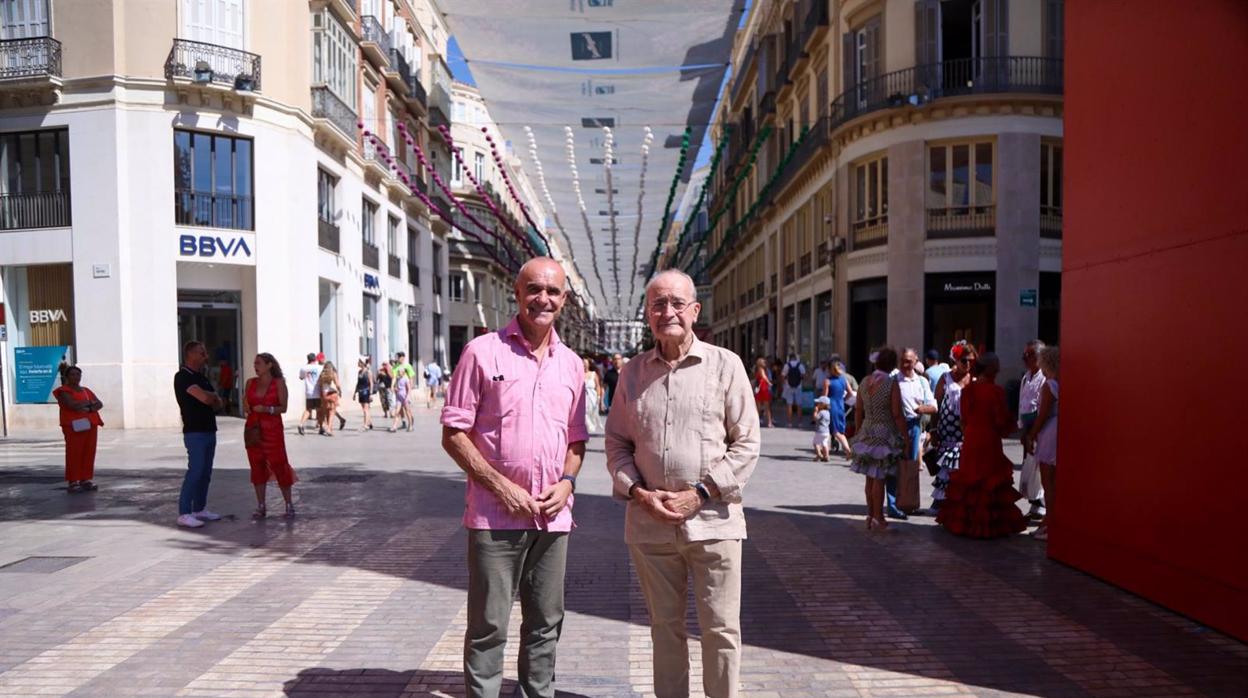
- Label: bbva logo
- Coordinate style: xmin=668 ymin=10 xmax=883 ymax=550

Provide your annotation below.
xmin=29 ymin=309 xmax=68 ymax=324
xmin=179 ymin=234 xmax=252 ymax=258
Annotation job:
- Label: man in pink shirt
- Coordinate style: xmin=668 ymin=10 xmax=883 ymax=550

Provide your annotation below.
xmin=441 ymin=258 xmax=588 ymax=698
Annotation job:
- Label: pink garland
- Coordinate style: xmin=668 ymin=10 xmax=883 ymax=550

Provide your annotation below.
xmin=360 ymin=121 xmax=516 ymax=271
xmin=479 ymin=126 xmax=550 ymax=253
xmin=434 ymin=124 xmax=538 ymax=257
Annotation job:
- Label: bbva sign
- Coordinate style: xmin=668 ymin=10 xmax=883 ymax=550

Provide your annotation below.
xmin=179 ymin=234 xmax=254 ymax=262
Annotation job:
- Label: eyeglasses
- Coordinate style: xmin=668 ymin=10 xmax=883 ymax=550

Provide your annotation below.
xmin=648 ymin=297 xmax=693 ymax=314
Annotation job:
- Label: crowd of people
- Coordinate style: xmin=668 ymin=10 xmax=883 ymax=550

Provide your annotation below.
xmin=44 ymin=255 xmax=1058 ymax=697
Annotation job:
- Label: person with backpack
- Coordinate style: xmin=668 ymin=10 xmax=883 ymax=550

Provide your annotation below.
xmin=782 ymin=352 xmax=806 ymax=427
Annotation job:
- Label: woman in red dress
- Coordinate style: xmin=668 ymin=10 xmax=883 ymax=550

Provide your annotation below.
xmin=936 ymin=352 xmax=1026 ymax=538
xmin=243 ymin=353 xmax=297 ymax=518
xmin=753 ymin=356 xmax=775 ymax=428
xmin=53 ymin=366 xmax=104 ymax=493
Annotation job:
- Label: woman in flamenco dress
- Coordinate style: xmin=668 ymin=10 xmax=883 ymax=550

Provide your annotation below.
xmin=936 ymin=351 xmax=1027 ymax=538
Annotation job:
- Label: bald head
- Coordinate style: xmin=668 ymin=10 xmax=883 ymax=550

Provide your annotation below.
xmin=515 ymin=257 xmax=566 ymax=292
xmin=645 ymin=269 xmax=696 ymax=300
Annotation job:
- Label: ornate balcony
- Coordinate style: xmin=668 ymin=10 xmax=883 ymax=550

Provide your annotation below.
xmin=773 ymin=115 xmax=829 ymax=195
xmin=852 ymin=217 xmax=888 ymax=249
xmin=1041 ymin=208 xmax=1062 ymax=239
xmin=830 ymin=56 xmax=1063 ymax=132
xmin=926 ymin=206 xmax=996 ymax=239
xmin=0 ymin=37 xmax=63 ymax=99
xmin=386 ymin=48 xmax=412 ymax=97
xmin=164 ymin=39 xmax=261 ymax=99
xmin=311 ymin=86 xmax=358 ymax=150
xmin=363 ymin=138 xmax=392 ymax=179
xmin=360 ymin=15 xmax=391 ymax=69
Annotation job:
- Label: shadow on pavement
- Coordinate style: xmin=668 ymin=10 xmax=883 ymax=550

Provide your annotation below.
xmin=2 ymin=463 xmax=1246 ymax=697
xmin=281 ymin=668 xmax=593 ymax=697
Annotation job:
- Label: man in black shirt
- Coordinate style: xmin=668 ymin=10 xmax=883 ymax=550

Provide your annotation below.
xmin=175 ymin=341 xmax=223 ymax=528
xmin=603 ymin=353 xmax=621 ymax=411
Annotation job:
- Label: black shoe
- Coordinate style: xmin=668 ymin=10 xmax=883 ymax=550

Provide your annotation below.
xmin=885 ymin=506 xmax=909 ymax=520
xmin=401 ymin=421 xmax=408 ymax=430
xmin=338 ymin=415 xmax=347 ymax=430
xmin=297 ymin=425 xmax=305 ymax=436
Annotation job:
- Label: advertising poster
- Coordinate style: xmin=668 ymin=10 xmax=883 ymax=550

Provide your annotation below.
xmin=14 ymin=346 xmax=69 ymax=403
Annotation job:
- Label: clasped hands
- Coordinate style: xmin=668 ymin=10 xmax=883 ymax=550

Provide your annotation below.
xmin=495 ymin=479 xmax=574 ymax=519
xmin=633 ymin=486 xmax=702 ymax=525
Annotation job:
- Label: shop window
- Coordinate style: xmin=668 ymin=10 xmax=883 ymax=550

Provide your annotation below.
xmin=0 ymin=128 xmax=71 ymax=230
xmin=2 ymin=263 xmax=76 ymax=403
xmin=174 ymin=129 xmax=253 ymax=230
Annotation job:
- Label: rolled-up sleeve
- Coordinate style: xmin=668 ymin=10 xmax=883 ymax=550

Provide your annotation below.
xmin=440 ymin=345 xmax=481 ymax=431
xmin=604 ymin=372 xmax=643 ymax=500
xmin=704 ymin=357 xmax=761 ymax=503
xmin=566 ymin=359 xmax=589 ymax=445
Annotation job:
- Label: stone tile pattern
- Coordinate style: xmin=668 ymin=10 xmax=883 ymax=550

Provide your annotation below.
xmin=0 ymin=413 xmax=1244 ymax=698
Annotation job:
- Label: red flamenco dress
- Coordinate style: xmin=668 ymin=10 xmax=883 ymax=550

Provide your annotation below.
xmin=936 ymin=379 xmax=1026 ymax=538
xmin=244 ymin=378 xmax=297 ymax=488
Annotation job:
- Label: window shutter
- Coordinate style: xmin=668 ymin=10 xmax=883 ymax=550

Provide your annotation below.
xmin=217 ymin=0 xmax=244 ymax=49
xmin=841 ymin=31 xmax=854 ymax=102
xmin=984 ymin=0 xmax=1008 ymax=58
xmin=1043 ymin=0 xmax=1063 ymax=58
xmin=914 ymin=0 xmax=941 ymax=92
xmin=866 ymin=16 xmax=882 ymax=104
xmin=1 ymin=0 xmax=50 ymax=39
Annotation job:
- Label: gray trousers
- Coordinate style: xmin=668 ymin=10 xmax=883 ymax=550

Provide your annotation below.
xmin=465 ymin=529 xmax=568 ymax=698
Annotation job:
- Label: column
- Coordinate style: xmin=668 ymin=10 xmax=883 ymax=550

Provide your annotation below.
xmin=995 ymin=132 xmax=1041 ymax=379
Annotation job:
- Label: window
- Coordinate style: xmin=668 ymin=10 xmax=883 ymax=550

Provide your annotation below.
xmin=179 ymin=0 xmax=244 ymax=49
xmin=473 ymin=151 xmax=484 ymax=183
xmin=0 ymin=128 xmax=71 ymax=230
xmin=313 ymin=8 xmax=358 ymax=106
xmin=387 ymin=215 xmax=399 ymax=255
xmin=452 ymin=147 xmax=463 ymax=184
xmin=317 ymin=168 xmax=336 ymax=223
xmin=853 ymin=155 xmax=888 ymax=228
xmin=449 ymin=272 xmax=466 ymax=302
xmin=174 ymin=129 xmax=253 ymax=230
xmin=407 ymin=227 xmax=420 ymax=286
xmin=928 ymin=142 xmax=993 ymax=212
xmin=362 ymin=198 xmax=377 ymax=244
xmin=1 ymin=0 xmax=49 ymax=38
xmin=1041 ymin=141 xmax=1062 ymax=216
xmin=363 ymin=83 xmax=377 ymax=140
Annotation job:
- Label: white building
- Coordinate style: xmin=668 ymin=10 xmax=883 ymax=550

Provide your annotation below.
xmin=0 ymin=0 xmax=467 ymax=430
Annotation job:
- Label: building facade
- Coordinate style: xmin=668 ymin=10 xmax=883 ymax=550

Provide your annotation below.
xmin=0 ymin=0 xmax=575 ymax=430
xmin=699 ymin=0 xmax=1063 ymax=381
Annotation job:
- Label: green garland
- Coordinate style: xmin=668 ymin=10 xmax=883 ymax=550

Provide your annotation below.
xmin=679 ymin=124 xmax=774 ymax=275
xmin=690 ymin=122 xmax=811 ymax=277
xmin=666 ymin=127 xmax=732 ymax=272
xmin=647 ymin=128 xmax=693 ymax=277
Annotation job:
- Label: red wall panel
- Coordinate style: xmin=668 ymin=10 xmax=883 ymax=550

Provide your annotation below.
xmin=1055 ymin=0 xmax=1248 ymax=641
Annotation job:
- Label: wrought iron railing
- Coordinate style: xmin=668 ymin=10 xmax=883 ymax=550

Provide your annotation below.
xmin=311 ymin=86 xmax=357 ymax=139
xmin=799 ymin=252 xmax=812 ymax=278
xmin=926 ymin=206 xmax=995 ymax=239
xmin=175 ymin=190 xmax=253 ymax=230
xmin=360 ymin=16 xmax=392 ymax=57
xmin=407 ymin=261 xmax=420 ymax=287
xmin=0 ymin=36 xmax=62 ymax=81
xmin=362 ymin=242 xmax=380 ymax=269
xmin=364 ymin=138 xmax=391 ymax=168
xmin=802 ymin=0 xmax=830 ymax=44
xmin=394 ymin=157 xmax=414 ymax=184
xmin=165 ymin=39 xmax=261 ymax=91
xmin=0 ymin=191 xmax=71 ymax=230
xmin=388 ymin=253 xmax=401 ymax=277
xmin=318 ymin=217 xmax=340 ymax=252
xmin=408 ymin=75 xmax=427 ymax=107
xmin=389 ymin=48 xmax=412 ymax=88
xmin=851 ymin=218 xmax=888 ymax=249
xmin=1041 ymin=209 xmax=1062 ymax=239
xmin=830 ymin=56 xmax=1063 ymax=131
xmin=773 ymin=116 xmax=828 ymax=194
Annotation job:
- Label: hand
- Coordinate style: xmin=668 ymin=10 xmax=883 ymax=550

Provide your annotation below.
xmin=634 ymin=488 xmax=685 ymax=525
xmin=536 ymin=479 xmax=574 ymax=518
xmin=496 ymin=481 xmax=541 ymax=518
xmin=660 ymin=489 xmax=704 ymax=520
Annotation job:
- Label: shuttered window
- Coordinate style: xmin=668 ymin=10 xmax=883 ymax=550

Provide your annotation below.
xmin=180 ymin=0 xmax=244 ymax=49
xmin=0 ymin=0 xmax=49 ymax=39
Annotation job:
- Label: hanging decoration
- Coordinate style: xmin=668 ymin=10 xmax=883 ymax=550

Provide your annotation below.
xmin=681 ymin=124 xmax=773 ymax=275
xmin=481 ymin=126 xmax=550 ymax=255
xmin=648 ymin=127 xmax=693 ymax=278
xmin=524 ymin=125 xmax=597 ymax=308
xmin=602 ymin=126 xmax=621 ymax=312
xmin=565 ymin=125 xmax=610 ymax=305
xmin=391 ymin=122 xmax=523 ymax=270
xmin=669 ymin=126 xmax=731 ymax=271
xmin=435 ymin=123 xmax=538 ymax=257
xmin=627 ymin=126 xmax=656 ymax=308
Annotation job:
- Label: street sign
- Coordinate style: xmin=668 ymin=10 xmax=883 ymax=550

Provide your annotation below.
xmin=1019 ymin=289 xmax=1038 ymax=307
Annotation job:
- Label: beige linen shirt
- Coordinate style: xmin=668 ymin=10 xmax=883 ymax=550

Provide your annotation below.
xmin=605 ymin=338 xmax=761 ymax=544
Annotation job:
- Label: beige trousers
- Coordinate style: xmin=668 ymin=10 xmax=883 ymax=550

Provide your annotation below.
xmin=629 ymin=538 xmax=742 ymax=698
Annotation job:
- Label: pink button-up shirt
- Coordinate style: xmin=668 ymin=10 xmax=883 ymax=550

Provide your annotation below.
xmin=441 ymin=318 xmax=588 ymax=531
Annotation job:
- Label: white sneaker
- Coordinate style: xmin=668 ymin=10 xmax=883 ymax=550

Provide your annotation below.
xmin=177 ymin=514 xmax=205 ymax=528
xmin=193 ymin=510 xmax=222 ymax=521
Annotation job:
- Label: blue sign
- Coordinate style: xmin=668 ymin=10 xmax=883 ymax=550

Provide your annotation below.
xmin=179 ymin=234 xmax=252 ymax=259
xmin=363 ymin=273 xmax=381 ymax=293
xmin=14 ymin=345 xmax=69 ymax=403
xmin=1019 ymin=289 xmax=1038 ymax=307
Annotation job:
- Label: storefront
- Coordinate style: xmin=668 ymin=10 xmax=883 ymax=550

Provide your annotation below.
xmin=1 ymin=264 xmax=76 ymax=414
xmin=925 ymin=272 xmax=996 ymax=356
xmin=176 ymin=289 xmax=242 ymax=415
xmin=361 ymin=273 xmax=380 ymax=367
xmin=849 ymin=278 xmax=887 ymax=376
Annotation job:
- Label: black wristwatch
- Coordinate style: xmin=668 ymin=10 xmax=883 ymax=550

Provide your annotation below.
xmin=560 ymin=474 xmax=577 ymax=492
xmin=694 ymin=482 xmax=711 ymax=502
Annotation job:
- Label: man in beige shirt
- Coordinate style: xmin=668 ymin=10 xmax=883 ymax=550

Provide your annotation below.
xmin=605 ymin=269 xmax=760 ymax=698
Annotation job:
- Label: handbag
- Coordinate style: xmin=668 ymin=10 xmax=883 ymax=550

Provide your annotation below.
xmin=70 ymin=417 xmax=92 ymax=433
xmin=244 ymin=422 xmax=263 ymax=448
xmin=896 ymin=458 xmax=921 ymax=512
